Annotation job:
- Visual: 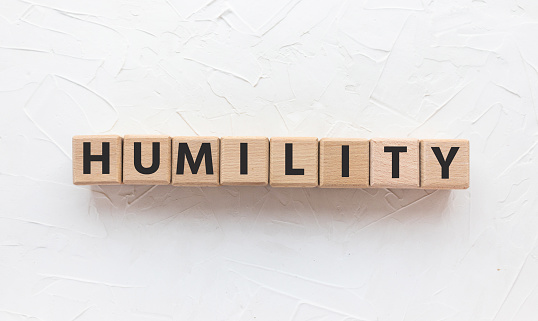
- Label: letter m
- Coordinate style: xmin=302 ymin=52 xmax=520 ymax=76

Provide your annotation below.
xmin=176 ymin=143 xmax=214 ymax=175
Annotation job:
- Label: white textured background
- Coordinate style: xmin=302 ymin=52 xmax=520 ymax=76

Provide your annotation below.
xmin=1 ymin=0 xmax=538 ymax=320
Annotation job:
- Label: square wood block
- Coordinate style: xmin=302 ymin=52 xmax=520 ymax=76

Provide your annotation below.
xmin=72 ymin=135 xmax=123 ymax=185
xmin=172 ymin=136 xmax=220 ymax=186
xmin=420 ymin=139 xmax=469 ymax=189
xmin=270 ymin=137 xmax=318 ymax=187
xmin=370 ymin=138 xmax=419 ymax=188
xmin=220 ymin=136 xmax=268 ymax=186
xmin=319 ymin=138 xmax=369 ymax=188
xmin=123 ymin=135 xmax=171 ymax=185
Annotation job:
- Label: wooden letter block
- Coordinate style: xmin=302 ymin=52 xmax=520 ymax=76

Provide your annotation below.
xmin=420 ymin=139 xmax=469 ymax=189
xmin=123 ymin=135 xmax=171 ymax=185
xmin=319 ymin=138 xmax=369 ymax=188
xmin=270 ymin=137 xmax=318 ymax=187
xmin=220 ymin=136 xmax=268 ymax=186
xmin=172 ymin=136 xmax=220 ymax=186
xmin=370 ymin=138 xmax=419 ymax=188
xmin=72 ymin=135 xmax=122 ymax=185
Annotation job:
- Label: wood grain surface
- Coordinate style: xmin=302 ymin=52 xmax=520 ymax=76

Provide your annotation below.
xmin=420 ymin=139 xmax=470 ymax=189
xmin=270 ymin=137 xmax=318 ymax=187
xmin=319 ymin=138 xmax=369 ymax=188
xmin=220 ymin=136 xmax=268 ymax=186
xmin=73 ymin=135 xmax=123 ymax=185
xmin=123 ymin=135 xmax=171 ymax=185
xmin=370 ymin=138 xmax=420 ymax=188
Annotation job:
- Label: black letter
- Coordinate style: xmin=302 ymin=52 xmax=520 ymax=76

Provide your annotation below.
xmin=285 ymin=143 xmax=304 ymax=175
xmin=240 ymin=143 xmax=248 ymax=175
xmin=342 ymin=145 xmax=349 ymax=177
xmin=134 ymin=142 xmax=160 ymax=174
xmin=83 ymin=142 xmax=110 ymax=174
xmin=177 ymin=143 xmax=214 ymax=175
xmin=431 ymin=147 xmax=459 ymax=179
xmin=384 ymin=146 xmax=407 ymax=178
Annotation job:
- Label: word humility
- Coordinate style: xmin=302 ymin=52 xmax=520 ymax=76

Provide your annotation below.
xmin=72 ymin=135 xmax=470 ymax=189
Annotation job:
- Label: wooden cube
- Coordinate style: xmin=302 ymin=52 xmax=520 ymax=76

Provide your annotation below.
xmin=319 ymin=138 xmax=369 ymax=188
xmin=370 ymin=138 xmax=419 ymax=188
xmin=270 ymin=137 xmax=318 ymax=187
xmin=72 ymin=135 xmax=123 ymax=185
xmin=420 ymin=139 xmax=469 ymax=189
xmin=172 ymin=136 xmax=220 ymax=186
xmin=123 ymin=135 xmax=171 ymax=185
xmin=220 ymin=136 xmax=269 ymax=186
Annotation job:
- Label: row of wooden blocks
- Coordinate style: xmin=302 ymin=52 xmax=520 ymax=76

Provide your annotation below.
xmin=72 ymin=135 xmax=470 ymax=189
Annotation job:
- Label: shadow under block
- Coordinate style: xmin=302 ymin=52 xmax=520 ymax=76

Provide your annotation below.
xmin=420 ymin=139 xmax=469 ymax=189
xmin=220 ymin=136 xmax=269 ymax=186
xmin=270 ymin=137 xmax=318 ymax=187
xmin=123 ymin=135 xmax=171 ymax=185
xmin=319 ymin=138 xmax=369 ymax=188
xmin=72 ymin=135 xmax=123 ymax=185
xmin=172 ymin=136 xmax=220 ymax=186
xmin=370 ymin=138 xmax=419 ymax=188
